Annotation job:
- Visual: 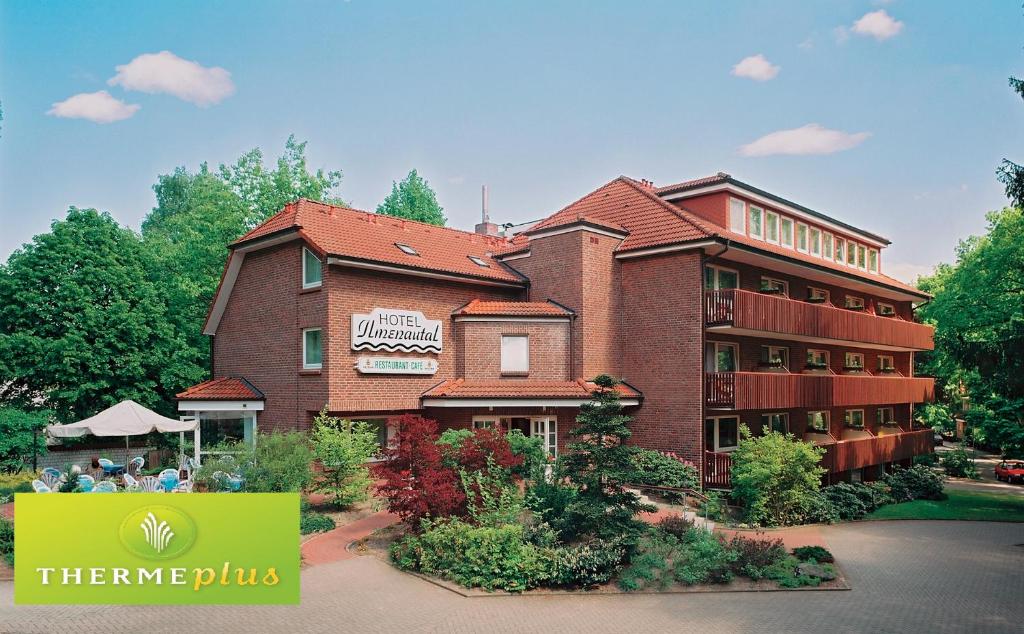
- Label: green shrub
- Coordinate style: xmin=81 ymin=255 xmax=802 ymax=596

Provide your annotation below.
xmin=0 ymin=471 xmax=36 ymax=497
xmin=821 ymin=481 xmax=895 ymax=520
xmin=617 ymin=533 xmax=678 ymax=590
xmin=883 ymin=465 xmax=945 ymax=502
xmin=792 ymin=545 xmax=834 ymax=563
xmin=727 ymin=535 xmax=787 ymax=580
xmin=505 ymin=430 xmax=546 ymax=479
xmin=546 ymin=539 xmax=626 ymax=588
xmin=674 ymin=529 xmax=737 ymax=585
xmin=299 ymin=512 xmax=336 ymax=535
xmin=310 ymin=410 xmax=379 ymax=507
xmin=916 ymin=402 xmax=954 ymax=435
xmin=730 ymin=429 xmax=827 ymax=527
xmin=525 ymin=480 xmax=579 ymax=541
xmin=436 ymin=429 xmax=474 ymax=467
xmin=701 ymin=490 xmax=728 ymax=522
xmin=240 ymin=431 xmax=313 ymax=493
xmin=393 ymin=518 xmax=548 ymax=592
xmin=765 ymin=555 xmax=823 ymax=588
xmin=798 ymin=492 xmax=840 ymax=524
xmin=0 ymin=516 xmax=13 ymax=566
xmin=913 ymin=452 xmax=940 ymax=467
xmin=940 ymin=446 xmax=979 ymax=479
xmin=627 ymin=448 xmax=699 ymax=500
xmin=656 ymin=514 xmax=695 ymax=539
xmin=0 ymin=408 xmax=49 ymax=474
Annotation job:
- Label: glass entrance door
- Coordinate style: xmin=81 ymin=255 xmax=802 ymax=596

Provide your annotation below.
xmin=530 ymin=417 xmax=557 ymax=457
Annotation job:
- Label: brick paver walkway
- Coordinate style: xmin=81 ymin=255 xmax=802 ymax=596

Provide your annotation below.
xmin=2 ymin=520 xmax=1022 ymax=633
xmin=301 ymin=510 xmax=398 ymax=566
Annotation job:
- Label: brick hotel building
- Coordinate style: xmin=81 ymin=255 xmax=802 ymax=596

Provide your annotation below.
xmin=176 ymin=173 xmax=935 ymax=487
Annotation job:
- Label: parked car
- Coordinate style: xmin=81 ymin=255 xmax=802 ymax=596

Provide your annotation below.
xmin=995 ymin=461 xmax=1024 ymax=483
xmin=933 ymin=433 xmax=945 ymax=447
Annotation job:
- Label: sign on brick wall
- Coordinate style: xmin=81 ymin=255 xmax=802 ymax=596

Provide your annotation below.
xmin=351 ymin=308 xmax=443 ymax=354
xmin=356 ymin=356 xmax=438 ymax=374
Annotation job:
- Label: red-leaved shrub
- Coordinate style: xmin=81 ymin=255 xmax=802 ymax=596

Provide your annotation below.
xmin=456 ymin=428 xmax=523 ymax=473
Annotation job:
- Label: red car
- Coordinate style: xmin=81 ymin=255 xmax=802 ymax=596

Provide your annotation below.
xmin=995 ymin=461 xmax=1024 ymax=483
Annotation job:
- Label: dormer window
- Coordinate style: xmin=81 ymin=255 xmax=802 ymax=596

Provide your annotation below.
xmin=395 ymin=243 xmax=419 ymax=256
xmin=868 ymin=248 xmax=879 ymax=273
xmin=468 ymin=255 xmax=490 ymax=268
xmin=302 ymin=247 xmax=322 ymax=289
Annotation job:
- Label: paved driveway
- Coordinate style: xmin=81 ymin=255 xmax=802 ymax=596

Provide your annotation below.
xmin=2 ymin=521 xmax=1022 ymax=634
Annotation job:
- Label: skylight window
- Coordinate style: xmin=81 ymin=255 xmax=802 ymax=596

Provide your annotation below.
xmin=468 ymin=255 xmax=490 ymax=268
xmin=395 ymin=243 xmax=419 ymax=256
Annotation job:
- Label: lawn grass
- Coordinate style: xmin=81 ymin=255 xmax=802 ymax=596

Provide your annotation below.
xmin=866 ymin=489 xmax=1024 ymax=522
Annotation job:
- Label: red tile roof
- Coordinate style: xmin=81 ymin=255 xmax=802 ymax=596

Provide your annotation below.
xmin=655 ymin=173 xmax=731 ymax=195
xmin=452 ymin=299 xmax=573 ymax=317
xmin=235 ymin=199 xmax=524 ymax=285
xmin=176 ymin=377 xmax=265 ymax=401
xmin=422 ymin=379 xmax=641 ymax=400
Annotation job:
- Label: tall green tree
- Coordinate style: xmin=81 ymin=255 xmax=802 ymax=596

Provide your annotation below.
xmin=219 ymin=134 xmax=345 ymax=229
xmin=141 ymin=164 xmax=249 ymax=369
xmin=997 ymin=76 xmax=1024 ymax=207
xmin=376 ymin=169 xmax=446 ymax=226
xmin=0 ymin=208 xmax=202 ymax=422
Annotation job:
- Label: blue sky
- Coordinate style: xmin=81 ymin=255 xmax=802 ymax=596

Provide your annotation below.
xmin=1 ymin=0 xmax=1021 ymax=281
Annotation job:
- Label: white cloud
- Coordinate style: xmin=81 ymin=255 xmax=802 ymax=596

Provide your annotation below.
xmin=739 ymin=124 xmax=871 ymax=157
xmin=833 ymin=26 xmax=850 ymax=44
xmin=885 ymin=262 xmax=934 ymax=285
xmin=108 ymin=51 xmax=235 ymax=106
xmin=731 ymin=54 xmax=780 ymax=82
xmin=851 ymin=10 xmax=904 ymax=41
xmin=47 ymin=91 xmax=140 ymax=123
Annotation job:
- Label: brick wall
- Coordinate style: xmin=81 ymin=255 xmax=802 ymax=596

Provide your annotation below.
xmin=456 ymin=320 xmax=571 ymax=380
xmin=672 ymin=192 xmax=729 ymax=228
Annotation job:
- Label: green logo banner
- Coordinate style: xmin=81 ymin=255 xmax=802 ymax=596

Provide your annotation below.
xmin=14 ymin=493 xmax=300 ymax=604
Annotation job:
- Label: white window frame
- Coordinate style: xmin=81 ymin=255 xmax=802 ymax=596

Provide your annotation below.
xmin=748 ymin=205 xmax=764 ymax=240
xmin=876 ymin=302 xmax=896 ymax=317
xmin=878 ymin=355 xmax=895 ymax=370
xmin=796 ymin=222 xmax=809 ymax=253
xmin=878 ymin=407 xmax=895 ymax=425
xmin=705 ymin=264 xmax=740 ymax=290
xmin=807 ymin=410 xmax=830 ymax=433
xmin=395 ymin=242 xmax=419 ymax=256
xmin=531 ymin=416 xmax=558 ymax=458
xmin=808 ymin=286 xmax=830 ymax=303
xmin=780 ymin=217 xmax=794 ymax=248
xmin=761 ymin=412 xmax=789 ymax=435
xmin=468 ymin=255 xmax=490 ymax=268
xmin=822 ymin=233 xmax=834 ymax=260
xmin=845 ymin=409 xmax=865 ymax=428
xmin=868 ymin=248 xmax=879 ymax=274
xmin=706 ymin=415 xmax=740 ymax=452
xmin=760 ymin=276 xmax=789 ymax=296
xmin=728 ymin=198 xmax=746 ymax=234
xmin=500 ymin=334 xmax=530 ymax=374
xmin=846 ymin=241 xmax=858 ymax=267
xmin=857 ymin=244 xmax=867 ymax=271
xmin=706 ymin=341 xmax=739 ymax=372
xmin=472 ymin=416 xmax=502 ymax=431
xmin=760 ymin=345 xmax=789 ymax=369
xmin=765 ymin=211 xmax=779 ymax=243
xmin=834 ymin=237 xmax=845 ymax=264
xmin=809 ymin=227 xmax=821 ymax=257
xmin=806 ymin=348 xmax=830 ymax=370
xmin=845 ymin=295 xmax=865 ymax=310
xmin=302 ymin=328 xmax=322 ymax=370
xmin=302 ymin=247 xmax=322 ymax=289
xmin=844 ymin=352 xmax=865 ymax=370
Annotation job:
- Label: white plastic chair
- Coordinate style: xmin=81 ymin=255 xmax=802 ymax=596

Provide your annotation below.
xmin=32 ymin=479 xmax=52 ymax=493
xmin=42 ymin=467 xmax=61 ymax=479
xmin=97 ymin=458 xmax=114 ymax=468
xmin=40 ymin=471 xmax=61 ymax=490
xmin=122 ymin=473 xmax=141 ymax=491
xmin=128 ymin=456 xmax=145 ymax=476
xmin=137 ymin=476 xmax=163 ymax=492
xmin=173 ymin=479 xmax=194 ymax=493
xmin=93 ymin=481 xmax=117 ymax=493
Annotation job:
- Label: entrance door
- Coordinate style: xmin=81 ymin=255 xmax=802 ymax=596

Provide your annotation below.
xmin=530 ymin=417 xmax=557 ymax=457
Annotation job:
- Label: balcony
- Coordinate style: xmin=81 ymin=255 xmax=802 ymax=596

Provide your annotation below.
xmin=703 ymin=428 xmax=934 ymax=487
xmin=705 ymin=371 xmax=935 ymax=410
xmin=705 ymin=289 xmax=934 ymax=351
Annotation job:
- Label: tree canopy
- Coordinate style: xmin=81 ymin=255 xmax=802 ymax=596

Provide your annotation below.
xmin=997 ymin=76 xmax=1024 ymax=207
xmin=376 ymin=169 xmax=446 ymax=226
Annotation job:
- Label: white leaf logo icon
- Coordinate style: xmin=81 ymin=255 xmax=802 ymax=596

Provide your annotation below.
xmin=140 ymin=511 xmax=175 ymax=553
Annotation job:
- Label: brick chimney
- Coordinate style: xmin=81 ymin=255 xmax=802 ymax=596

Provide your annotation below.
xmin=474 ymin=184 xmax=499 ymax=236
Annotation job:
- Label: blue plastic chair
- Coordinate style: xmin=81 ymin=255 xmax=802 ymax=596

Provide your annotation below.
xmin=77 ymin=474 xmax=95 ymax=492
xmin=158 ymin=468 xmax=180 ymax=492
xmin=93 ymin=481 xmax=117 ymax=493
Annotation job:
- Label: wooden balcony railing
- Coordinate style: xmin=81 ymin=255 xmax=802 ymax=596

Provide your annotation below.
xmin=703 ymin=451 xmax=732 ymax=489
xmin=705 ymin=289 xmax=934 ymax=351
xmin=705 ymin=372 xmax=935 ymax=410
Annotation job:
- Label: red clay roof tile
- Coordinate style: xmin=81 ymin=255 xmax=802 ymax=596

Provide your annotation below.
xmin=422 ymin=379 xmax=641 ymax=399
xmin=176 ymin=377 xmax=264 ymax=401
xmin=453 ymin=300 xmax=572 ymax=317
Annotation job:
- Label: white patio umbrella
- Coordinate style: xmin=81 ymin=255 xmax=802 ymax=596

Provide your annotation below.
xmin=47 ymin=400 xmax=199 ymax=468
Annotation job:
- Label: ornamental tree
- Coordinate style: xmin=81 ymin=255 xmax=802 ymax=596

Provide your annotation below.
xmin=729 ymin=428 xmax=826 ymax=527
xmin=376 ymin=169 xmax=446 ymax=226
xmin=309 ymin=409 xmax=380 ymax=507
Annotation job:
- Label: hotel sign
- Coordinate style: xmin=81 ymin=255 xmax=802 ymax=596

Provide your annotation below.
xmin=356 ymin=356 xmax=439 ymax=375
xmin=351 ymin=308 xmax=442 ymax=354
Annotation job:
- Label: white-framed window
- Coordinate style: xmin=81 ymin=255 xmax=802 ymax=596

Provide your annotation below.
xmin=868 ymin=248 xmax=879 ymax=273
xmin=807 ymin=411 xmax=830 ymax=433
xmin=765 ymin=211 xmax=779 ymax=243
xmin=500 ymin=334 xmax=529 ymax=374
xmin=760 ymin=276 xmax=789 ymax=296
xmin=857 ymin=244 xmax=867 ymax=270
xmin=844 ymin=409 xmax=865 ymax=428
xmin=878 ymin=407 xmax=895 ymax=425
xmin=834 ymin=237 xmax=845 ymax=264
xmin=846 ymin=241 xmax=858 ymax=267
xmin=796 ymin=223 xmax=809 ymax=252
xmin=705 ymin=415 xmax=740 ymax=452
xmin=302 ymin=328 xmax=322 ymax=370
xmin=762 ymin=412 xmax=789 ymax=435
xmin=729 ymin=198 xmax=746 ymax=234
xmin=362 ymin=418 xmax=393 ymax=457
xmin=705 ymin=341 xmax=739 ymax=372
xmin=704 ymin=264 xmax=739 ymax=290
xmin=468 ymin=255 xmax=490 ymax=268
xmin=531 ymin=417 xmax=558 ymax=457
xmin=845 ymin=295 xmax=865 ymax=310
xmin=876 ymin=302 xmax=896 ymax=317
xmin=822 ymin=233 xmax=834 ymax=260
xmin=878 ymin=355 xmax=895 ymax=371
xmin=760 ymin=345 xmax=789 ymax=369
xmin=808 ymin=287 xmax=830 ymax=303
xmin=780 ymin=217 xmax=794 ymax=248
xmin=809 ymin=227 xmax=821 ymax=257
xmin=844 ymin=352 xmax=865 ymax=370
xmin=748 ymin=205 xmax=764 ymax=239
xmin=302 ymin=247 xmax=322 ymax=289
xmin=806 ymin=349 xmax=829 ymax=370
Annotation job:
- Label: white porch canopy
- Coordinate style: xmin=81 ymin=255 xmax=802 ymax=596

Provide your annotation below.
xmin=48 ymin=400 xmax=199 ymax=465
